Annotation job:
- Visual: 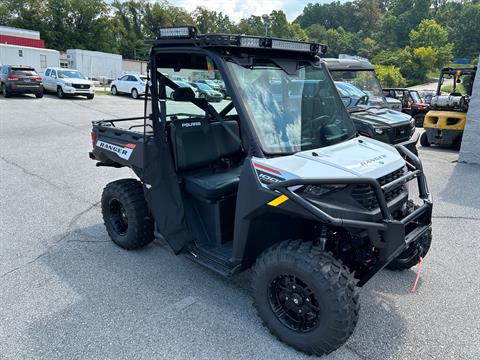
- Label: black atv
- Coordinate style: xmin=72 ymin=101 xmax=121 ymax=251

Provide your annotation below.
xmin=90 ymin=26 xmax=433 ymax=356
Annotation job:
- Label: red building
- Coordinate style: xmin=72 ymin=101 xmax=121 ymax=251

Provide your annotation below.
xmin=0 ymin=26 xmax=45 ymax=48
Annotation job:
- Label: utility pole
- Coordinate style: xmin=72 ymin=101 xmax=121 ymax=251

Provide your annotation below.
xmin=262 ymin=14 xmax=270 ymax=37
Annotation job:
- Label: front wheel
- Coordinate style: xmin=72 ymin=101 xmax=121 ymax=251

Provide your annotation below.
xmin=131 ymin=88 xmax=139 ymax=99
xmin=101 ymin=179 xmax=154 ymax=250
xmin=86 ymin=94 xmax=94 ymax=100
xmin=420 ymin=132 xmax=430 ymax=147
xmin=57 ymin=86 xmax=65 ymax=98
xmin=252 ymin=240 xmax=359 ymax=356
xmin=111 ymin=85 xmax=118 ymax=95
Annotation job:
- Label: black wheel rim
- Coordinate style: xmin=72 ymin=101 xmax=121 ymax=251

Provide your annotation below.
xmin=109 ymin=198 xmax=128 ymax=235
xmin=268 ymin=275 xmax=321 ymax=333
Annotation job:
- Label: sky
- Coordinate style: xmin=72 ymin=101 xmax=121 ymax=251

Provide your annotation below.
xmin=171 ymin=0 xmax=339 ymax=22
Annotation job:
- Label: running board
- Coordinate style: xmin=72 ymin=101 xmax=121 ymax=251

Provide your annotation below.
xmin=183 ymin=248 xmax=241 ymax=277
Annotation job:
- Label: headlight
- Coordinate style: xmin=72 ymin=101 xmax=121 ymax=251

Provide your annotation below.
xmin=374 ymin=128 xmax=385 ymax=135
xmin=301 ymin=184 xmax=347 ymax=197
xmin=64 ymin=82 xmax=72 ymax=87
xmin=410 ymin=118 xmax=415 ymax=127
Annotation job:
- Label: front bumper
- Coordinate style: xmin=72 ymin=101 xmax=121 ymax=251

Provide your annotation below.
xmin=269 ymin=145 xmax=432 ymax=286
xmin=63 ymin=85 xmax=95 ymax=95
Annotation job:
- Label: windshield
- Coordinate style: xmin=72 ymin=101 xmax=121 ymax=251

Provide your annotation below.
xmin=410 ymin=91 xmax=421 ymax=103
xmin=227 ymin=60 xmax=356 ymax=154
xmin=58 ymin=70 xmax=86 ymax=79
xmin=196 ymin=82 xmax=213 ymax=91
xmin=329 ymin=70 xmax=385 ymax=105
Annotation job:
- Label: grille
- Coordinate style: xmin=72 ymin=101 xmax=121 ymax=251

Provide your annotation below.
xmin=352 ymin=167 xmax=406 ymax=211
xmin=72 ymin=84 xmax=90 ymax=89
xmin=392 ymin=125 xmax=411 ymax=142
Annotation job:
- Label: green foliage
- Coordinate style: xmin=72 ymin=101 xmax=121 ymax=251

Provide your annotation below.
xmin=306 ymin=25 xmax=357 ymax=57
xmin=0 ymin=0 xmax=477 ymax=86
xmin=375 ymin=64 xmax=407 ymax=87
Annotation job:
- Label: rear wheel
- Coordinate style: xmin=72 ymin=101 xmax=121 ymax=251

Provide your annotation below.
xmin=420 ymin=132 xmax=430 ymax=147
xmin=131 ymin=88 xmax=139 ymax=99
xmin=2 ymin=83 xmax=11 ymax=98
xmin=35 ymin=91 xmax=44 ymax=98
xmin=101 ymin=179 xmax=154 ymax=250
xmin=57 ymin=86 xmax=65 ymax=98
xmin=252 ymin=240 xmax=359 ymax=356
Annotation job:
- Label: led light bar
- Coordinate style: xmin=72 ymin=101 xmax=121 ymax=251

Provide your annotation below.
xmin=271 ymin=39 xmax=312 ymax=52
xmin=239 ymin=37 xmax=261 ymax=48
xmin=158 ymin=26 xmax=196 ymax=39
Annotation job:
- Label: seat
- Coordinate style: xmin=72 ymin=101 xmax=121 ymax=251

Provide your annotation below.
xmin=183 ymin=166 xmax=242 ymax=200
xmin=169 ymin=118 xmax=243 ymax=200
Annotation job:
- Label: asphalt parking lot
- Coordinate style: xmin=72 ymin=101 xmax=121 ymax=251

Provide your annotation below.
xmin=1 ymin=93 xmax=479 ymax=360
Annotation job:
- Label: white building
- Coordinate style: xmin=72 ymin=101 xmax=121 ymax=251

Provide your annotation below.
xmin=66 ymin=49 xmax=122 ymax=81
xmin=0 ymin=43 xmax=60 ymax=71
xmin=122 ymin=59 xmax=148 ymax=75
xmin=459 ymin=58 xmax=480 ymax=165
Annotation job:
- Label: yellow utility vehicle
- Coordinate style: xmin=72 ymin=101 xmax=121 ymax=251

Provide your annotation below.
xmin=421 ymin=66 xmax=476 ymax=149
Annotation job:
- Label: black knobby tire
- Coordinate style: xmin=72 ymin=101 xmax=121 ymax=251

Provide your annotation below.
xmin=252 ymin=240 xmax=359 ymax=356
xmin=414 ymin=114 xmax=425 ymax=127
xmin=57 ymin=86 xmax=65 ymax=99
xmin=420 ymin=132 xmax=430 ymax=147
xmin=101 ymin=179 xmax=154 ymax=250
xmin=386 ymin=229 xmax=432 ymax=271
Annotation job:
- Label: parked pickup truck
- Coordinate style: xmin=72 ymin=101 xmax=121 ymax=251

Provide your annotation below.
xmin=42 ymin=67 xmax=94 ymax=99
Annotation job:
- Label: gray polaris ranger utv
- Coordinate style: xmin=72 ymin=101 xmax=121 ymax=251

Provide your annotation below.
xmin=324 ymin=58 xmax=418 ymax=150
xmin=90 ymin=27 xmax=433 ymax=356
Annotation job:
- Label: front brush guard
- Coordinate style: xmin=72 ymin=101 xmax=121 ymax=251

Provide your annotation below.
xmin=268 ymin=145 xmax=432 ymax=286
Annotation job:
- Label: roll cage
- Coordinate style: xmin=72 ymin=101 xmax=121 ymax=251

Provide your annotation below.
xmin=145 ymin=31 xmax=333 ymax=159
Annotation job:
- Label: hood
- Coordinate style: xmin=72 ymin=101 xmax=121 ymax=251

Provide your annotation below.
xmin=62 ymin=78 xmax=92 ymax=85
xmin=258 ymin=137 xmax=405 ymax=181
xmin=349 ymin=106 xmax=412 ymax=126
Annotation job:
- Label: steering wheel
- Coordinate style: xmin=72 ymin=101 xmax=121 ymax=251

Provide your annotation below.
xmin=341 ymin=96 xmax=353 ymax=108
xmin=354 ymin=94 xmax=369 ymax=106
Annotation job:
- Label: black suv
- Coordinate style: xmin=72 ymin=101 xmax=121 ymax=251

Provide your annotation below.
xmin=0 ymin=65 xmax=44 ymax=98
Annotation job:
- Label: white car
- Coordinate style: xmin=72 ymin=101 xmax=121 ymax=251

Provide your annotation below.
xmin=42 ymin=67 xmax=95 ymax=99
xmin=111 ymin=74 xmax=147 ymax=99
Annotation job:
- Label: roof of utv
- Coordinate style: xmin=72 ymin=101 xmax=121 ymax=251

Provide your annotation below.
xmin=322 ymin=58 xmax=374 ymax=71
xmin=145 ymin=26 xmax=327 ymax=56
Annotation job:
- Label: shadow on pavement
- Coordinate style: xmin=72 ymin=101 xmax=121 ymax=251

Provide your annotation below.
xmin=23 ymin=223 xmax=409 ymax=359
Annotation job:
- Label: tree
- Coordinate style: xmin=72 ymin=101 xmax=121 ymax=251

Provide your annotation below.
xmin=374 ymin=64 xmax=407 ymax=87
xmin=409 ymin=19 xmax=449 ymax=49
xmin=409 ymin=19 xmax=453 ymax=68
xmin=193 ymin=7 xmax=236 ymax=34
xmin=358 ymin=37 xmax=379 ymax=58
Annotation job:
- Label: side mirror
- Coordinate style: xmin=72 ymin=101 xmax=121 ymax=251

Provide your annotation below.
xmin=172 ymin=87 xmax=195 ymax=102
